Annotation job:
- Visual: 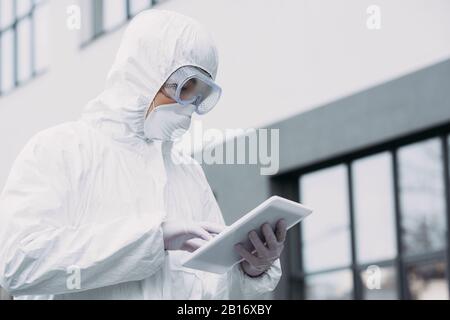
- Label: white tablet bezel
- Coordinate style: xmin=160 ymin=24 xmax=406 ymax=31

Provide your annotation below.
xmin=181 ymin=196 xmax=313 ymax=274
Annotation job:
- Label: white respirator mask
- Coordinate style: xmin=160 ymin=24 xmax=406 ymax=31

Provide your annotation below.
xmin=144 ymin=66 xmax=222 ymax=142
xmin=144 ymin=102 xmax=196 ymax=142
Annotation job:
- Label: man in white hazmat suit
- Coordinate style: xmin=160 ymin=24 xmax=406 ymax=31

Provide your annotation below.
xmin=0 ymin=9 xmax=286 ymax=300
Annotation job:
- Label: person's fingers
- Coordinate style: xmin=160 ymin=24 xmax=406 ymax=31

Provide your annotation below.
xmin=186 ymin=225 xmax=212 ymax=241
xmin=234 ymin=243 xmax=258 ymax=266
xmin=200 ymin=222 xmax=226 ymax=235
xmin=261 ymin=223 xmax=278 ymax=250
xmin=276 ymin=219 xmax=288 ymax=243
xmin=183 ymin=238 xmax=208 ymax=252
xmin=248 ymin=230 xmax=268 ymax=255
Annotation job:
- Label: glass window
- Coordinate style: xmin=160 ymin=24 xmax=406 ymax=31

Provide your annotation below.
xmin=0 ymin=0 xmax=14 ymax=29
xmin=103 ymin=0 xmax=127 ymax=32
xmin=406 ymin=261 xmax=448 ymax=300
xmin=353 ymin=153 xmax=397 ymax=264
xmin=16 ymin=0 xmax=33 ymax=18
xmin=300 ymin=165 xmax=352 ymax=272
xmin=0 ymin=0 xmax=48 ymax=95
xmin=80 ymin=0 xmax=95 ymax=43
xmin=130 ymin=0 xmax=152 ymax=15
xmin=304 ymin=269 xmax=353 ymax=300
xmin=0 ymin=29 xmax=15 ymax=93
xmin=82 ymin=0 xmax=167 ymax=44
xmin=360 ymin=265 xmax=398 ymax=300
xmin=17 ymin=18 xmax=32 ymax=83
xmin=34 ymin=3 xmax=50 ymax=72
xmin=398 ymin=139 xmax=447 ymax=256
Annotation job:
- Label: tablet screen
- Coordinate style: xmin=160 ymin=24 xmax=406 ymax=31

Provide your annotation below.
xmin=182 ymin=196 xmax=313 ymax=274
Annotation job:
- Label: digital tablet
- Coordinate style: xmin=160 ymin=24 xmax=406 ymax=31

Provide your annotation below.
xmin=181 ymin=196 xmax=313 ymax=274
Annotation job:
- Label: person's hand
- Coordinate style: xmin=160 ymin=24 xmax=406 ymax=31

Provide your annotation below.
xmin=162 ymin=220 xmax=224 ymax=252
xmin=234 ymin=219 xmax=287 ymax=278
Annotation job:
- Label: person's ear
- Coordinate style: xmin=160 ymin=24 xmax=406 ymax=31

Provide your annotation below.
xmin=146 ymin=100 xmax=156 ymax=119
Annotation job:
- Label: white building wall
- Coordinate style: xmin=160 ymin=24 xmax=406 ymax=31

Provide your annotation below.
xmin=1 ymin=0 xmax=450 ymax=186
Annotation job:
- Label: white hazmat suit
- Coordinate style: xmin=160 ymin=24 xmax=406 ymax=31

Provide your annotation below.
xmin=0 ymin=9 xmax=281 ymax=300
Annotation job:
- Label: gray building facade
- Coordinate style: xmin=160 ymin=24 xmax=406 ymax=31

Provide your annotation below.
xmin=202 ymin=59 xmax=450 ymax=300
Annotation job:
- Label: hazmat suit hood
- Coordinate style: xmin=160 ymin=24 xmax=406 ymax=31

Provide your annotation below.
xmin=0 ymin=10 xmax=283 ymax=300
xmin=82 ymin=9 xmax=219 ymax=150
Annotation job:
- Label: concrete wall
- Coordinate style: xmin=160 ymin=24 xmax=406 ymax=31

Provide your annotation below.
xmin=201 ymin=58 xmax=450 ymax=299
xmin=203 ymin=57 xmax=450 ymax=233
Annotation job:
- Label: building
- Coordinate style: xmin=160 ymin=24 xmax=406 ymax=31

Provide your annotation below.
xmin=202 ymin=59 xmax=450 ymax=299
xmin=1 ymin=0 xmax=450 ymax=300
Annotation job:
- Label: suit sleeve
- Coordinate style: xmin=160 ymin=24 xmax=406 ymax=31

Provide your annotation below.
xmin=199 ymin=167 xmax=282 ymax=299
xmin=0 ymin=133 xmax=166 ymax=296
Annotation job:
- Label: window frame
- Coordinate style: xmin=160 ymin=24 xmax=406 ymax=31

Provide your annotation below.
xmin=273 ymin=123 xmax=450 ymax=300
xmin=0 ymin=0 xmax=48 ymax=97
xmin=80 ymin=0 xmax=162 ymax=48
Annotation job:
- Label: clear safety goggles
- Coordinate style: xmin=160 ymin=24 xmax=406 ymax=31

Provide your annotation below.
xmin=162 ymin=66 xmax=222 ymax=115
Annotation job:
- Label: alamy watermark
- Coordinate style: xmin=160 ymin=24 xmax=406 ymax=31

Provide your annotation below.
xmin=66 ymin=265 xmax=81 ymax=291
xmin=366 ymin=5 xmax=382 ymax=30
xmin=172 ymin=120 xmax=280 ymax=176
xmin=364 ymin=265 xmax=382 ymax=290
xmin=66 ymin=5 xmax=81 ymax=31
